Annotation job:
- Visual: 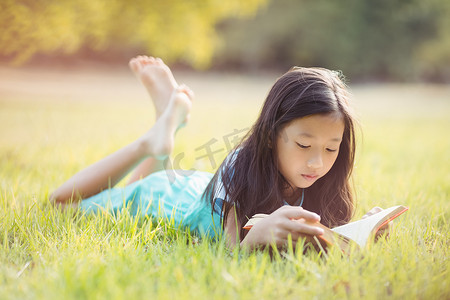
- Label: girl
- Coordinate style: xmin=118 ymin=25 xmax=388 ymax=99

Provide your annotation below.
xmin=50 ymin=56 xmax=385 ymax=250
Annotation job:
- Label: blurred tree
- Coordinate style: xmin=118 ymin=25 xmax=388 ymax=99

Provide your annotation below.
xmin=415 ymin=0 xmax=450 ymax=81
xmin=216 ymin=0 xmax=450 ymax=81
xmin=2 ymin=0 xmax=449 ymax=81
xmin=0 ymin=0 xmax=267 ymax=68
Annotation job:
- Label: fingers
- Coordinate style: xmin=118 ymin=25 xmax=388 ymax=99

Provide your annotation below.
xmin=278 ymin=206 xmax=321 ymax=222
xmin=375 ymin=221 xmax=392 ymax=240
xmin=362 ymin=206 xmax=383 ymax=219
xmin=250 ymin=206 xmax=324 ymax=247
xmin=270 ymin=224 xmax=321 ymax=246
xmin=371 ymin=206 xmax=383 ymax=213
xmin=271 ymin=206 xmax=324 ymax=236
xmin=277 ymin=206 xmax=323 ymax=235
xmin=378 ymin=220 xmax=392 ymax=231
xmin=285 ymin=218 xmax=324 ymax=236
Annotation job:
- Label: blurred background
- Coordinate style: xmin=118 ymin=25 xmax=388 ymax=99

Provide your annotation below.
xmin=1 ymin=0 xmax=450 ymax=82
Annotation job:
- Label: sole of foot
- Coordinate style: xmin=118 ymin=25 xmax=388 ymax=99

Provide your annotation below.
xmin=129 ymin=56 xmax=178 ymax=117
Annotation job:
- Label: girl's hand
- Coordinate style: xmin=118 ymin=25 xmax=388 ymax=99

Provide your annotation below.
xmin=362 ymin=206 xmax=392 ymax=239
xmin=241 ymin=206 xmax=324 ymax=249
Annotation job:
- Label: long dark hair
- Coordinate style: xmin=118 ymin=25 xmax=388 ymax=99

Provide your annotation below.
xmin=204 ymin=67 xmax=357 ymax=240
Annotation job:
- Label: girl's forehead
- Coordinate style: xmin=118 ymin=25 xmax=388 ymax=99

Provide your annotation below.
xmin=282 ymin=114 xmax=345 ymax=138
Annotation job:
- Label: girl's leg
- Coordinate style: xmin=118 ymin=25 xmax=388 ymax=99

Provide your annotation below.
xmin=126 ymin=56 xmax=181 ymax=184
xmin=50 ymin=82 xmax=193 ymax=204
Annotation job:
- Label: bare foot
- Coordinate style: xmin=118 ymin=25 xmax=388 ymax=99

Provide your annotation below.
xmin=129 ymin=56 xmax=178 ymax=118
xmin=140 ymin=85 xmax=193 ymax=160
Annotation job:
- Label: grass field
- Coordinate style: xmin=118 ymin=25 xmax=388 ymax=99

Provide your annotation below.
xmin=0 ymin=65 xmax=449 ymax=299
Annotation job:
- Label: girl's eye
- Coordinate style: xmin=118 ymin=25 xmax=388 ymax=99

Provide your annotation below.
xmin=296 ymin=143 xmax=310 ymax=149
xmin=326 ymin=148 xmax=338 ymax=153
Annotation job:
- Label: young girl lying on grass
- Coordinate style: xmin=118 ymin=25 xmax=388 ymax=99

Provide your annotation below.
xmin=50 ymin=56 xmax=388 ymax=250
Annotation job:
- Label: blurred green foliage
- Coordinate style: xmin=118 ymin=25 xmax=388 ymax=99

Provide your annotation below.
xmin=1 ymin=0 xmax=450 ymax=81
xmin=0 ymin=0 xmax=267 ymax=68
xmin=216 ymin=0 xmax=450 ymax=81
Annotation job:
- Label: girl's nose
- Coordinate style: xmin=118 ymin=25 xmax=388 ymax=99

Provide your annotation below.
xmin=307 ymin=153 xmax=323 ymax=169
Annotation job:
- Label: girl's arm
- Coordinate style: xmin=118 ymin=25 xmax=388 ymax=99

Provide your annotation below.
xmin=50 ymin=137 xmax=149 ymax=204
xmin=224 ymin=206 xmax=324 ymax=250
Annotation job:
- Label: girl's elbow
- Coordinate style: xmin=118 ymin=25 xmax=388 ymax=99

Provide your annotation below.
xmin=48 ymin=190 xmax=61 ymax=204
xmin=48 ymin=188 xmax=69 ymax=204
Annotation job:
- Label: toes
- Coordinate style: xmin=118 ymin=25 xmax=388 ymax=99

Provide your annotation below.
xmin=129 ymin=56 xmax=153 ymax=71
xmin=130 ymin=55 xmax=168 ymax=69
xmin=155 ymin=57 xmax=164 ymax=66
xmin=141 ymin=56 xmax=154 ymax=66
xmin=129 ymin=58 xmax=140 ymax=73
xmin=128 ymin=58 xmax=136 ymax=68
xmin=137 ymin=55 xmax=146 ymax=63
xmin=132 ymin=55 xmax=156 ymax=66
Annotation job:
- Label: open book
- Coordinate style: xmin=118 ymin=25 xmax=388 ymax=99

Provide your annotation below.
xmin=243 ymin=205 xmax=408 ymax=254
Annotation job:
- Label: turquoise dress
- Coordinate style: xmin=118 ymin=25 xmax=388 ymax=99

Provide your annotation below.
xmin=79 ymin=170 xmax=223 ymax=238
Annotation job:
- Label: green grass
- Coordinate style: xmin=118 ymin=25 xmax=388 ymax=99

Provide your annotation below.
xmin=0 ymin=70 xmax=449 ymax=299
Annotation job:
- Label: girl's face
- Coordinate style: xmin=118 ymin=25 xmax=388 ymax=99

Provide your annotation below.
xmin=275 ymin=113 xmax=345 ymax=191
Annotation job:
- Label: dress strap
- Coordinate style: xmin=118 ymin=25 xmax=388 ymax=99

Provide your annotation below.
xmin=294 ymin=188 xmax=304 ymax=207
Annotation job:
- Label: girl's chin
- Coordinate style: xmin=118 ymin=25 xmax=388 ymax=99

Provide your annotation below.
xmin=298 ymin=183 xmax=314 ymax=189
xmin=287 ymin=176 xmax=319 ymax=189
xmin=297 ymin=178 xmax=318 ymax=189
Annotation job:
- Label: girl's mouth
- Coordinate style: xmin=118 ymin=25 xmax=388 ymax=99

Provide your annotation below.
xmin=302 ymin=174 xmax=319 ymax=181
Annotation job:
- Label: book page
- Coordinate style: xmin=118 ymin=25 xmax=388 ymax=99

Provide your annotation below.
xmin=331 ymin=206 xmax=406 ymax=248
